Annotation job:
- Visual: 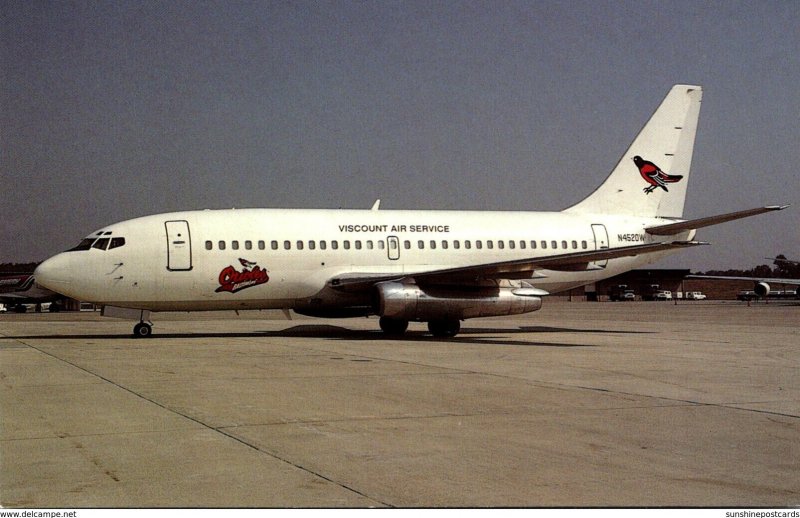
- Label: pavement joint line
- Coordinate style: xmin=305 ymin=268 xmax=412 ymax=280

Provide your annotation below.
xmin=291 ymin=342 xmax=800 ymax=422
xmin=1 ymin=427 xmax=205 ymax=443
xmin=568 ymin=384 xmax=800 ymax=420
xmin=8 ymin=337 xmax=392 ymax=508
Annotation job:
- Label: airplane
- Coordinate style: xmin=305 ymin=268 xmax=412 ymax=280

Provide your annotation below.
xmin=688 ymin=257 xmax=800 ymax=299
xmin=768 ymin=257 xmax=799 ymax=267
xmin=0 ymin=274 xmax=64 ymax=312
xmin=34 ymin=84 xmax=788 ymax=337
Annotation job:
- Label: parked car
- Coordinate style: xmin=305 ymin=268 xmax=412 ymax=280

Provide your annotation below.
xmin=608 ymin=285 xmax=636 ymax=301
xmin=654 ymin=290 xmax=673 ymax=301
xmin=685 ymin=291 xmax=706 ymax=300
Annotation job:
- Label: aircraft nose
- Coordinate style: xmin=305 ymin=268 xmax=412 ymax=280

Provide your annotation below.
xmin=34 ymin=253 xmax=73 ymax=293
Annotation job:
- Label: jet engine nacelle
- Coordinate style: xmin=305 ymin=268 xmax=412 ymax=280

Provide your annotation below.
xmin=376 ymin=281 xmax=543 ymax=321
xmin=754 ymin=282 xmax=770 ymax=297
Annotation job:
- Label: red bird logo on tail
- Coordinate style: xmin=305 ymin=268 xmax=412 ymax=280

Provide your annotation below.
xmin=633 ymin=156 xmax=683 ymax=194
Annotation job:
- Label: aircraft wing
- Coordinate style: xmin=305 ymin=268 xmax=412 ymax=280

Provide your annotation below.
xmin=329 ymin=240 xmax=706 ymax=291
xmin=645 ymin=205 xmax=787 ymax=235
xmin=687 ymin=274 xmax=800 ymax=286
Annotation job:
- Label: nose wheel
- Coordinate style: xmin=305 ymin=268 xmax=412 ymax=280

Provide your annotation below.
xmin=133 ymin=322 xmax=153 ymax=338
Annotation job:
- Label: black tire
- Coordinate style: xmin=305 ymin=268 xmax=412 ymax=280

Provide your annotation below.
xmin=133 ymin=322 xmax=153 ymax=338
xmin=427 ymin=319 xmax=460 ymax=338
xmin=379 ymin=317 xmax=408 ymax=336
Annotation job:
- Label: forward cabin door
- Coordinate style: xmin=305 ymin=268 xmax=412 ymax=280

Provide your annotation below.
xmin=165 ymin=220 xmax=193 ymax=271
xmin=591 ymin=224 xmax=609 ymax=268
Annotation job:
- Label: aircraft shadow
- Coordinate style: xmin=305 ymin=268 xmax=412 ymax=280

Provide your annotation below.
xmin=9 ymin=323 xmax=652 ymax=348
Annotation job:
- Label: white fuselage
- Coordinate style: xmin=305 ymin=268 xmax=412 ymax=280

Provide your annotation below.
xmin=36 ymin=208 xmax=689 ymax=313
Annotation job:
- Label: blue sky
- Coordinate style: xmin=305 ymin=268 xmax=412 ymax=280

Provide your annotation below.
xmin=2 ymin=0 xmax=798 ymax=269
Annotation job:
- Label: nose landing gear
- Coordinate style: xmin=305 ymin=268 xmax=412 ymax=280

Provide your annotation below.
xmin=133 ymin=321 xmax=153 ymax=338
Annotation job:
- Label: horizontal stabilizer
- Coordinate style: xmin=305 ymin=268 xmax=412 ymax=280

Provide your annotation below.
xmin=645 ymin=205 xmax=788 ymax=235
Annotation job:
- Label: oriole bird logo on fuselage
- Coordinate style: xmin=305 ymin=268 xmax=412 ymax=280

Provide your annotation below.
xmin=633 ymin=155 xmax=683 ymax=194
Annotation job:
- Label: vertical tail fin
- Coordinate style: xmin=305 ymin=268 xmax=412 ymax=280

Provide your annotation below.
xmin=565 ymin=84 xmax=702 ymax=218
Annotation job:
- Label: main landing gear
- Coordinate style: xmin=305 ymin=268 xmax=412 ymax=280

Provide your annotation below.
xmin=379 ymin=317 xmax=408 ymax=336
xmin=427 ymin=319 xmax=460 ymax=338
xmin=133 ymin=321 xmax=153 ymax=338
xmin=379 ymin=317 xmax=461 ymax=338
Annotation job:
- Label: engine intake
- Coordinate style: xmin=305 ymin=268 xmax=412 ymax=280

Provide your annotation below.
xmin=376 ymin=281 xmax=543 ymax=321
xmin=754 ymin=282 xmax=771 ymax=297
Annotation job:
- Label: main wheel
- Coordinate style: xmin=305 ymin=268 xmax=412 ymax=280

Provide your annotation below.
xmin=379 ymin=317 xmax=408 ymax=336
xmin=133 ymin=322 xmax=153 ymax=338
xmin=427 ymin=319 xmax=460 ymax=337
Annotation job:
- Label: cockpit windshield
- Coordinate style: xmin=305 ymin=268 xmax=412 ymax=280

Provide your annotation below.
xmin=92 ymin=238 xmax=110 ymax=250
xmin=66 ymin=235 xmax=126 ymax=252
xmin=67 ymin=238 xmax=96 ymax=252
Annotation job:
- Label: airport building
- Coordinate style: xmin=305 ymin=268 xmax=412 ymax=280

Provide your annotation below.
xmin=572 ymin=269 xmax=788 ymax=302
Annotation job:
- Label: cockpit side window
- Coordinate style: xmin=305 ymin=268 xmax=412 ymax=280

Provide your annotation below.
xmin=108 ymin=237 xmax=126 ymax=250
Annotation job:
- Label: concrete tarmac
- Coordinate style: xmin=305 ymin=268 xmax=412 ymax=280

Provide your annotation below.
xmin=1 ymin=300 xmax=799 ymax=507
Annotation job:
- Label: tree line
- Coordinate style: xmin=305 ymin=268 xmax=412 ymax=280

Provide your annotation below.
xmin=696 ymin=255 xmax=800 ymax=278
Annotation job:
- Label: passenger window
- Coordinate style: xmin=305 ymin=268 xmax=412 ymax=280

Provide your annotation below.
xmin=205 ymin=241 xmax=213 ymax=251
xmin=92 ymin=238 xmax=110 ymax=250
xmin=309 ymin=240 xmax=316 ymax=250
xmin=219 ymin=241 xmax=226 ymax=250
xmin=232 ymin=241 xmax=239 ymax=250
xmin=367 ymin=240 xmax=374 ymax=250
xmin=343 ymin=241 xmax=350 ymax=250
xmin=320 ymin=240 xmax=327 ymax=250
xmin=271 ymin=241 xmax=278 ymax=250
xmin=453 ymin=240 xmax=460 ymax=249
xmin=284 ymin=240 xmax=291 ymax=250
xmin=296 ymin=241 xmax=304 ymax=250
xmin=245 ymin=241 xmax=252 ymax=250
xmin=441 ymin=240 xmax=448 ymax=249
xmin=582 ymin=240 xmax=588 ymax=249
xmin=332 ymin=241 xmax=339 ymax=250
xmin=355 ymin=240 xmax=362 ymax=250
xmin=476 ymin=240 xmax=483 ymax=249
xmin=498 ymin=241 xmax=504 ymax=250
xmin=572 ymin=240 xmax=578 ymax=249
xmin=418 ymin=240 xmax=425 ymax=249
xmin=562 ymin=240 xmax=568 ymax=249
xmin=508 ymin=241 xmax=515 ymax=249
xmin=487 ymin=240 xmax=494 ymax=249
xmin=552 ymin=241 xmax=558 ymax=249
xmin=404 ymin=240 xmax=411 ymax=250
xmin=430 ymin=240 xmax=436 ymax=249
xmin=519 ymin=240 xmax=525 ymax=250
xmin=465 ymin=240 xmax=472 ymax=249
xmin=109 ymin=237 xmax=126 ymax=250
xmin=541 ymin=241 xmax=547 ymax=249
xmin=531 ymin=240 xmax=537 ymax=249
xmin=258 ymin=241 xmax=265 ymax=250
xmin=378 ymin=240 xmax=385 ymax=250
